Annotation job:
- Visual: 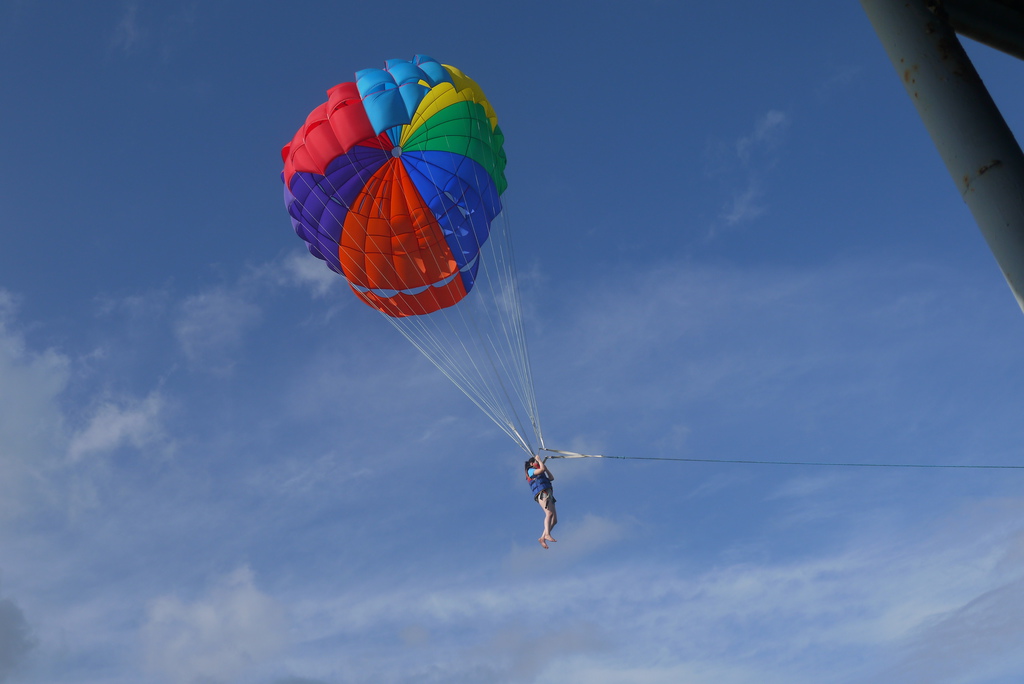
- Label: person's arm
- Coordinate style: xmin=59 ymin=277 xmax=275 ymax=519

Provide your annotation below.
xmin=535 ymin=457 xmax=553 ymax=481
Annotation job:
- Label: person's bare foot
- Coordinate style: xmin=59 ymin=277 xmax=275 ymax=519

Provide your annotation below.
xmin=544 ymin=535 xmax=557 ymax=543
xmin=538 ymin=537 xmax=549 ymax=549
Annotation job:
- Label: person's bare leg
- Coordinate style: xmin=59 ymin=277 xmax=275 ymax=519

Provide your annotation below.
xmin=538 ymin=496 xmax=554 ymax=548
xmin=543 ymin=503 xmax=557 ymax=543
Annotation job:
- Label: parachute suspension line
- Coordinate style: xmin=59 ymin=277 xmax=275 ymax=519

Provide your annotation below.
xmin=383 ymin=119 xmax=544 ymax=455
xmin=484 ymin=204 xmax=545 ymax=451
xmin=380 ymin=213 xmax=537 ymax=456
xmin=385 ymin=273 xmax=536 ymax=454
xmin=380 ymin=151 xmax=540 ymax=454
xmin=460 ymin=210 xmax=540 ymax=448
xmin=387 ymin=317 xmax=534 ymax=454
xmin=290 ymin=112 xmax=543 ymax=455
xmin=505 ymin=209 xmax=544 ymax=450
xmin=299 ymin=153 xmax=529 ymax=453
xmin=538 ymin=449 xmax=1024 ymax=469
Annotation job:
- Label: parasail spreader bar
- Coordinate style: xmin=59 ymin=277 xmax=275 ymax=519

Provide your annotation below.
xmin=539 ymin=448 xmax=605 ymax=459
xmin=539 ymin=448 xmax=1024 ymax=469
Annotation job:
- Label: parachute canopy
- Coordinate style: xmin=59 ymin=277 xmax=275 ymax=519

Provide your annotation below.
xmin=281 ymin=56 xmax=543 ymax=455
xmin=282 ymin=55 xmax=508 ymax=317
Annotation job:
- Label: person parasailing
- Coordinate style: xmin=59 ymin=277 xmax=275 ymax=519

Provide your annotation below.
xmin=525 ymin=456 xmax=558 ymax=548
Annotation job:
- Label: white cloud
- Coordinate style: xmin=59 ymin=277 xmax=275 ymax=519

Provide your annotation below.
xmin=766 ymin=473 xmax=843 ymax=500
xmin=817 ymin=65 xmax=863 ymax=97
xmin=276 ymin=495 xmax=1024 ymax=684
xmin=142 ymin=567 xmax=288 ymax=684
xmin=546 ymin=257 xmax=1004 ymax=433
xmin=111 ymin=2 xmax=142 ymax=53
xmin=67 ymin=391 xmax=166 ymax=462
xmin=503 ymin=513 xmax=629 ymax=571
xmin=735 ymin=109 xmax=789 ymax=163
xmin=280 ymin=251 xmax=343 ymax=299
xmin=889 ymin=575 xmax=1024 ymax=683
xmin=0 ymin=291 xmax=70 ymax=518
xmin=0 ymin=594 xmax=35 ymax=681
xmin=720 ymin=179 xmax=765 ymax=226
xmin=2 ymin=252 xmax=1017 ymax=684
xmin=706 ymin=109 xmax=790 ymax=235
xmin=557 ymin=513 xmax=629 ymax=554
xmin=175 ymin=287 xmax=262 ymax=370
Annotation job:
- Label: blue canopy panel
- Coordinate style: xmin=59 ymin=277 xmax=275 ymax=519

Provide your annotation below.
xmin=355 ymin=55 xmax=454 ymax=135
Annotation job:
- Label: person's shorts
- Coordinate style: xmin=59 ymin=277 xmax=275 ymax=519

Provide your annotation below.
xmin=536 ymin=489 xmax=556 ymax=510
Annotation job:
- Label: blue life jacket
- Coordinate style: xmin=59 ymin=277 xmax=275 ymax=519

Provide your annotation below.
xmin=527 ymin=468 xmax=552 ymax=497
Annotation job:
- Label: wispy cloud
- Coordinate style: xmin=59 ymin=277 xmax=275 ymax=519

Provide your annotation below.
xmin=279 ymin=498 xmax=1024 ymax=683
xmin=280 ymin=251 xmax=343 ymax=299
xmin=67 ymin=391 xmax=166 ymax=462
xmin=720 ymin=179 xmax=766 ymax=227
xmin=3 ymin=249 xmax=1022 ymax=683
xmin=0 ymin=593 xmax=35 ymax=680
xmin=503 ymin=513 xmax=630 ymax=571
xmin=175 ymin=287 xmax=262 ymax=372
xmin=735 ymin=109 xmax=789 ymax=163
xmin=888 ymin=573 xmax=1024 ymax=682
xmin=817 ymin=64 xmax=864 ymax=97
xmin=109 ymin=1 xmax=207 ymax=63
xmin=706 ymin=109 xmax=790 ymax=236
xmin=0 ymin=291 xmax=70 ymax=518
xmin=142 ymin=566 xmax=288 ymax=684
xmin=542 ymin=256 xmax=1015 ymax=458
xmin=111 ymin=2 xmax=142 ymax=54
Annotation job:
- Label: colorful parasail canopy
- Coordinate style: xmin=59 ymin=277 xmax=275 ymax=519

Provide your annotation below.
xmin=281 ymin=55 xmax=508 ymax=317
xmin=281 ymin=56 xmax=543 ymax=455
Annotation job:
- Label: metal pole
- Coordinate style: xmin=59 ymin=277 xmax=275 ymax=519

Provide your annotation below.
xmin=943 ymin=0 xmax=1024 ymax=63
xmin=861 ymin=0 xmax=1024 ymax=313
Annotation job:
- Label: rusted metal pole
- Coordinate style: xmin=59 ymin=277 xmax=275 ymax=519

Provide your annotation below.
xmin=944 ymin=0 xmax=1024 ymax=62
xmin=861 ymin=0 xmax=1024 ymax=313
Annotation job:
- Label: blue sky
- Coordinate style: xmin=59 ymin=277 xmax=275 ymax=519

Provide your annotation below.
xmin=3 ymin=1 xmax=1024 ymax=682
